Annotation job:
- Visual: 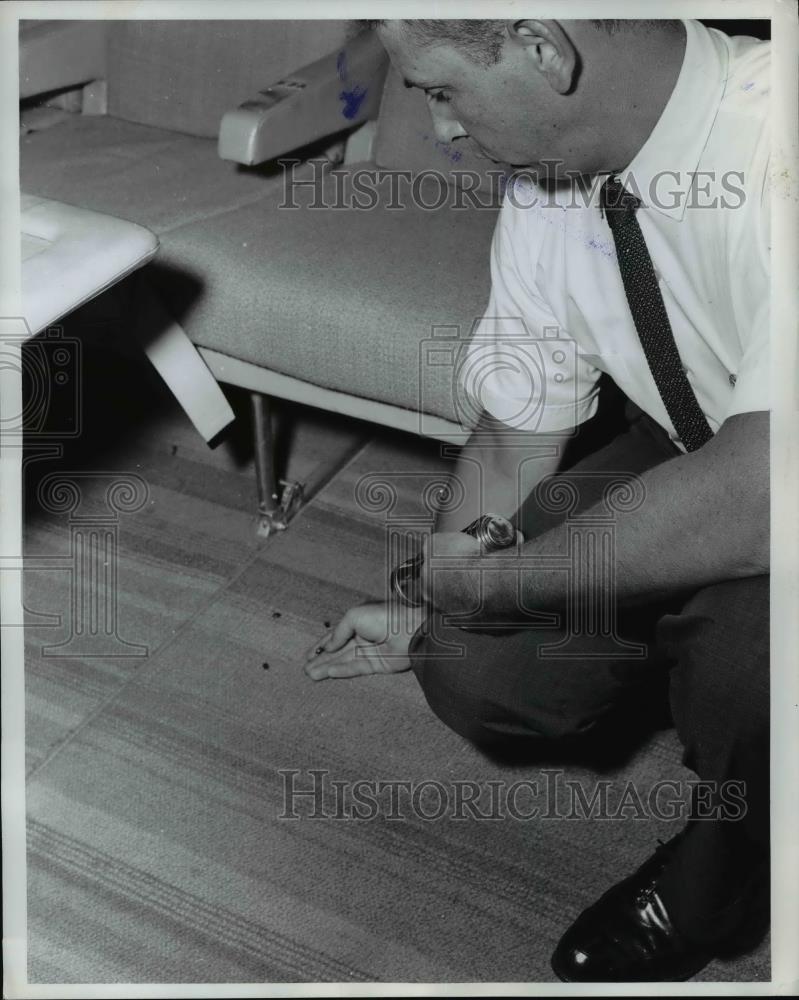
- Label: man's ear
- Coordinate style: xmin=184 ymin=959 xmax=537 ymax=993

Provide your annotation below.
xmin=507 ymin=20 xmax=576 ymax=95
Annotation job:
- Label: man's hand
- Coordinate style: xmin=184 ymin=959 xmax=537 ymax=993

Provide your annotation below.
xmin=304 ymin=601 xmax=427 ymax=680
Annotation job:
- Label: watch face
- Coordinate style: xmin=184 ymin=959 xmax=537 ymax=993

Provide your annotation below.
xmin=484 ymin=515 xmax=516 ymax=550
xmin=463 ymin=515 xmax=516 ymax=551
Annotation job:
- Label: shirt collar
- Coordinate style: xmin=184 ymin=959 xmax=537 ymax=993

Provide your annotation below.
xmin=617 ymin=19 xmax=730 ymax=222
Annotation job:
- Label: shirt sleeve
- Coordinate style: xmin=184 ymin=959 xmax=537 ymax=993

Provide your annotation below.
xmin=724 ymin=123 xmax=771 ymax=419
xmin=725 ymin=297 xmax=769 ymax=417
xmin=459 ymin=201 xmax=602 ymax=433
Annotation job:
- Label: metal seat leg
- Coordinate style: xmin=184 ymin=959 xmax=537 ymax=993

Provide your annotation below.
xmin=250 ymin=391 xmax=304 ymax=537
xmin=250 ymin=390 xmax=371 ymax=538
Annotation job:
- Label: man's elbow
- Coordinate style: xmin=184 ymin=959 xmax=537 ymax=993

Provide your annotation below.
xmin=714 ymin=410 xmax=770 ymax=577
xmin=739 ymin=522 xmax=770 ymax=577
xmin=725 ymin=465 xmax=769 ymax=578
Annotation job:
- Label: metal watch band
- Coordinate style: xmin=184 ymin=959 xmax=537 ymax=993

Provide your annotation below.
xmin=390 ymin=552 xmax=425 ymax=608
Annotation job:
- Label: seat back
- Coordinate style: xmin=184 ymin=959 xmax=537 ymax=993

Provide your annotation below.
xmin=105 ymin=20 xmax=350 ymax=138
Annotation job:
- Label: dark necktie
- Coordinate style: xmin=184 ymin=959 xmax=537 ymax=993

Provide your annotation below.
xmin=600 ymin=175 xmax=713 ymax=452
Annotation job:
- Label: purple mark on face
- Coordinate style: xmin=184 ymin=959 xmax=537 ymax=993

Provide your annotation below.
xmin=435 ymin=139 xmax=463 ymax=163
xmin=340 ymin=85 xmax=367 ymax=119
xmin=419 ymin=131 xmax=463 ymax=164
xmin=742 ymin=81 xmax=755 ymax=91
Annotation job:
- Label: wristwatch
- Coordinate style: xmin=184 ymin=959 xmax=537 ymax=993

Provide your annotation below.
xmin=461 ymin=514 xmax=519 ymax=550
xmin=389 ymin=515 xmax=519 ymax=609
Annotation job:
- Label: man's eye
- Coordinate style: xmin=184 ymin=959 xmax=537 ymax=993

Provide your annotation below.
xmin=427 ymin=90 xmax=452 ymax=105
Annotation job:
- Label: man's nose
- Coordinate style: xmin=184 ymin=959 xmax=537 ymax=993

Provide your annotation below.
xmin=429 ymin=108 xmax=468 ymax=145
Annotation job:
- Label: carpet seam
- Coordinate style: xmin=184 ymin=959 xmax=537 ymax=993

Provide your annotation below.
xmin=25 ymin=438 xmax=377 ymax=784
xmin=27 ymin=525 xmax=278 ymax=782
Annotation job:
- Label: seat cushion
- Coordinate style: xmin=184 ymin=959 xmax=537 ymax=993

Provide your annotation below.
xmin=21 ymin=119 xmax=499 ymax=425
xmin=20 ymin=114 xmax=283 ymax=235
xmin=21 ymin=193 xmax=158 ymax=336
xmin=156 ymin=164 xmax=499 ymax=424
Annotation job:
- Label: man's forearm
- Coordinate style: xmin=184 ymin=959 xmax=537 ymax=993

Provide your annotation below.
xmin=435 ymin=411 xmax=569 ymax=533
xmin=431 ymin=411 xmax=769 ymax=617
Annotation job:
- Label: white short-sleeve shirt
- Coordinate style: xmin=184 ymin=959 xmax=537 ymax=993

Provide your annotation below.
xmin=461 ymin=19 xmax=770 ymax=451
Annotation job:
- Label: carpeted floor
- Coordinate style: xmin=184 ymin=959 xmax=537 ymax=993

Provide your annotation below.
xmin=22 ymin=346 xmax=769 ymax=984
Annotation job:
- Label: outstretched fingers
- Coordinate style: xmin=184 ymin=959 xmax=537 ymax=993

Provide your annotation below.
xmin=305 ymin=636 xmax=390 ymax=681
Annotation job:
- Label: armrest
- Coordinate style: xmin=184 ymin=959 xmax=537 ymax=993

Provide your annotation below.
xmin=218 ymin=30 xmax=388 ymax=166
xmin=19 ymin=20 xmax=107 ymax=100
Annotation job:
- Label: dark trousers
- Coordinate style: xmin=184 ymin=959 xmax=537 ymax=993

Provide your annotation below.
xmin=409 ymin=407 xmax=769 ymax=946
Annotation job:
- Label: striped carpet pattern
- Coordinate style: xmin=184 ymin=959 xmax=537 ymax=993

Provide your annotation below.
xmin=22 ymin=350 xmax=769 ymax=983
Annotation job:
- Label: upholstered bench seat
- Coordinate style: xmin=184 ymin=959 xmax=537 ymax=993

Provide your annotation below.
xmin=21 ymin=117 xmax=499 ymax=425
xmin=20 ymin=115 xmax=283 ymax=236
xmin=155 ymin=165 xmax=498 ymax=425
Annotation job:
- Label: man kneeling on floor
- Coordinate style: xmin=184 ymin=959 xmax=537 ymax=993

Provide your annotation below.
xmin=305 ymin=18 xmax=770 ymax=983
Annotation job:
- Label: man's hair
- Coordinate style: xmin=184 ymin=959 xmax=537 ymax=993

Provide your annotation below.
xmin=360 ymin=19 xmax=507 ymax=66
xmin=360 ymin=19 xmax=674 ymax=67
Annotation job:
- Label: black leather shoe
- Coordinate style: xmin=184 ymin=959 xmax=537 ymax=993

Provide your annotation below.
xmin=550 ymin=841 xmax=713 ymax=982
